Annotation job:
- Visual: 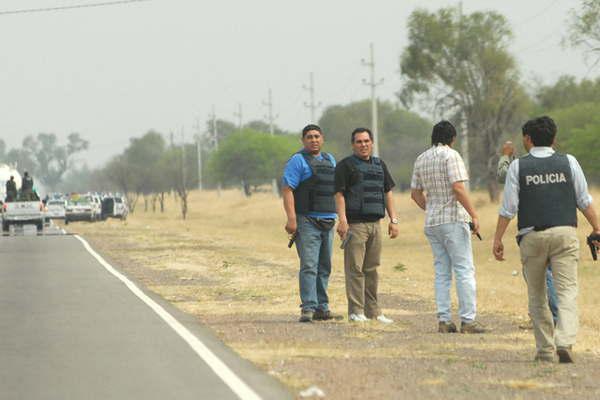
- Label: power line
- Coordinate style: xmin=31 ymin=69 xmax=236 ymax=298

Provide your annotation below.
xmin=0 ymin=0 xmax=151 ymax=16
xmin=512 ymin=0 xmax=562 ymax=30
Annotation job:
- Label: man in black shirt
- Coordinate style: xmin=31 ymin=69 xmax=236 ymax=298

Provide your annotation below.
xmin=335 ymin=127 xmax=399 ymax=323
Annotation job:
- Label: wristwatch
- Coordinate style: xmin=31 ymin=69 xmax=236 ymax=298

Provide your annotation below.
xmin=390 ymin=218 xmax=399 ymax=224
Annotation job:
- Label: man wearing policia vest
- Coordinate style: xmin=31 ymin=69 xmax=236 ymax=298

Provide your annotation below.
xmin=493 ymin=116 xmax=600 ymax=363
xmin=335 ymin=127 xmax=398 ymax=324
xmin=283 ymin=124 xmax=340 ymax=323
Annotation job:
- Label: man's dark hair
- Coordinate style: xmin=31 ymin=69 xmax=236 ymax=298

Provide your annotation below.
xmin=302 ymin=124 xmax=322 ymax=137
xmin=24 ymin=172 xmax=29 ymax=177
xmin=351 ymin=127 xmax=373 ymax=143
xmin=431 ymin=120 xmax=457 ymax=145
xmin=522 ymin=116 xmax=557 ymax=147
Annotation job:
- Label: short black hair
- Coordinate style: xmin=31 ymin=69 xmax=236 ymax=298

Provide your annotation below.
xmin=351 ymin=127 xmax=373 ymax=143
xmin=431 ymin=120 xmax=457 ymax=145
xmin=302 ymin=124 xmax=322 ymax=137
xmin=522 ymin=116 xmax=557 ymax=147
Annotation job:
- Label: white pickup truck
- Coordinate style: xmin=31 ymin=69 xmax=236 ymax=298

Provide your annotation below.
xmin=2 ymin=200 xmax=46 ymax=232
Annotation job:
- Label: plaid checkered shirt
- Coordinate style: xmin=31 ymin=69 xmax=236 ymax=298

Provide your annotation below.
xmin=411 ymin=144 xmax=470 ymax=227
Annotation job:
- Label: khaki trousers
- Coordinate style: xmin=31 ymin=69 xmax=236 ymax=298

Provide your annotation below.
xmin=520 ymin=226 xmax=579 ymax=356
xmin=344 ymin=222 xmax=381 ymax=317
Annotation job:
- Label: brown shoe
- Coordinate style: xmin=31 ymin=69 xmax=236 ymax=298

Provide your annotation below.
xmin=557 ymin=346 xmax=574 ymax=364
xmin=313 ymin=309 xmax=343 ymax=321
xmin=438 ymin=321 xmax=457 ymax=333
xmin=534 ymin=352 xmax=554 ymax=363
xmin=299 ymin=310 xmax=314 ymax=323
xmin=460 ymin=321 xmax=490 ymax=334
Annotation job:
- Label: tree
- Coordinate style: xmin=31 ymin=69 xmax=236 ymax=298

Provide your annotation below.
xmin=535 ymin=75 xmax=600 ymax=111
xmin=123 ymin=131 xmax=167 ymax=210
xmin=399 ymin=7 xmax=531 ymax=200
xmin=160 ymin=143 xmax=198 ymax=219
xmin=319 ymin=100 xmax=431 ymax=189
xmin=8 ymin=133 xmax=89 ymax=190
xmin=568 ymin=0 xmax=600 ymax=65
xmin=244 ymin=120 xmax=291 ymax=136
xmin=207 ymin=130 xmax=297 ymax=196
xmin=104 ymin=154 xmax=140 ymax=212
xmin=0 ymin=139 xmax=5 ymax=161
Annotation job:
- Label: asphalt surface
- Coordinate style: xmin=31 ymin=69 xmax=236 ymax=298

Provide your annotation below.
xmin=0 ymin=234 xmax=291 ymax=400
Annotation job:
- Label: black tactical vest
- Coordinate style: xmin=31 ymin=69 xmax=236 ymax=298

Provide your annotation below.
xmin=345 ymin=155 xmax=385 ymax=218
xmin=517 ymin=153 xmax=577 ymax=230
xmin=293 ymin=151 xmax=336 ymax=215
xmin=22 ymin=177 xmax=33 ymax=191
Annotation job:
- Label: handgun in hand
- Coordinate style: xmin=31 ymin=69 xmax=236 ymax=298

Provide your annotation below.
xmin=288 ymin=232 xmax=298 ymax=248
xmin=469 ymin=222 xmax=482 ymax=241
xmin=587 ymin=234 xmax=600 ymax=261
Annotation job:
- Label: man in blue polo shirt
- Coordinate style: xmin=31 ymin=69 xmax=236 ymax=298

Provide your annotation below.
xmin=282 ymin=124 xmax=339 ymax=323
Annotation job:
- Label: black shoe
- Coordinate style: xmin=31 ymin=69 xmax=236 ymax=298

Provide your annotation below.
xmin=557 ymin=346 xmax=574 ymax=363
xmin=438 ymin=321 xmax=457 ymax=333
xmin=299 ymin=310 xmax=314 ymax=323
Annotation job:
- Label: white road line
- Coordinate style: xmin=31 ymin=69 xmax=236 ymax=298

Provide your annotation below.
xmin=74 ymin=235 xmax=263 ymax=400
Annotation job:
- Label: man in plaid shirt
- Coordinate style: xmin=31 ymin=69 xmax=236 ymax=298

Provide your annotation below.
xmin=411 ymin=121 xmax=488 ymax=334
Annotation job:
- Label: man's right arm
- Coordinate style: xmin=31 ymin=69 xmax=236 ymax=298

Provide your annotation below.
xmin=282 ymin=186 xmax=297 ymax=234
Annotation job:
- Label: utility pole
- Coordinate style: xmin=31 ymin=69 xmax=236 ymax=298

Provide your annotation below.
xmin=263 ymin=88 xmax=278 ymax=135
xmin=263 ymin=88 xmax=279 ymax=195
xmin=458 ymin=1 xmax=470 ymax=178
xmin=361 ymin=42 xmax=384 ymax=157
xmin=303 ymin=72 xmax=321 ymax=123
xmin=234 ymin=103 xmax=243 ymax=130
xmin=209 ymin=105 xmax=221 ymax=196
xmin=180 ymin=127 xmax=186 ymax=192
xmin=194 ymin=118 xmax=202 ymax=191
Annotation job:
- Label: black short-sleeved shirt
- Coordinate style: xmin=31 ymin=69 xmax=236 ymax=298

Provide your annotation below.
xmin=334 ymin=155 xmax=395 ymax=223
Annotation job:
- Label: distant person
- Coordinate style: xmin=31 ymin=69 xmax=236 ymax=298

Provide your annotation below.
xmin=21 ymin=172 xmax=34 ymax=200
xmin=497 ymin=140 xmax=559 ymax=329
xmin=493 ymin=116 xmax=600 ymax=363
xmin=411 ymin=121 xmax=488 ymax=334
xmin=282 ymin=124 xmax=340 ymax=323
xmin=5 ymin=176 xmax=17 ymax=202
xmin=335 ymin=127 xmax=398 ymax=324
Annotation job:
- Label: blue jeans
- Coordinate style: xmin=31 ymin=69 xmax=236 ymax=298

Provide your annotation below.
xmin=547 ymin=266 xmax=559 ymax=324
xmin=424 ymin=222 xmax=477 ymax=323
xmin=295 ymin=215 xmax=333 ymax=312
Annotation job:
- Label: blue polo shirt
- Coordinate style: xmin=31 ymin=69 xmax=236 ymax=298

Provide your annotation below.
xmin=282 ymin=150 xmax=337 ymax=219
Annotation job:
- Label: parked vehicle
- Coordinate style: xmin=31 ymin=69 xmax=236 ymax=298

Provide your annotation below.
xmin=46 ymin=199 xmax=67 ymax=220
xmin=2 ymin=196 xmax=45 ymax=232
xmin=64 ymin=196 xmax=94 ymax=224
xmin=101 ymin=196 xmax=128 ymax=220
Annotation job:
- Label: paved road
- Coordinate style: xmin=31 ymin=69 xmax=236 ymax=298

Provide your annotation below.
xmin=0 ymin=235 xmax=291 ymax=400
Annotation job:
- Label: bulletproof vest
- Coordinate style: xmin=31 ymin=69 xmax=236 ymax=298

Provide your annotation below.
xmin=6 ymin=180 xmax=16 ymax=193
xmin=518 ymin=153 xmax=577 ymax=230
xmin=22 ymin=177 xmax=33 ymax=191
xmin=293 ymin=151 xmax=336 ymax=215
xmin=345 ymin=155 xmax=385 ymax=218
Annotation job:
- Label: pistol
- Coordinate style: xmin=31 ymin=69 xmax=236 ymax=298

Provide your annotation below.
xmin=587 ymin=233 xmax=600 ymax=261
xmin=340 ymin=231 xmax=353 ymax=249
xmin=288 ymin=232 xmax=298 ymax=248
xmin=469 ymin=222 xmax=482 ymax=241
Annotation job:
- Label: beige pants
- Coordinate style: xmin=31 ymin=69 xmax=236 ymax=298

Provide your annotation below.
xmin=344 ymin=222 xmax=382 ymax=317
xmin=520 ymin=226 xmax=579 ymax=356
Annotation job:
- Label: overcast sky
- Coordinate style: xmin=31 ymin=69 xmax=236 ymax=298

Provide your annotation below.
xmin=0 ymin=0 xmax=593 ymax=167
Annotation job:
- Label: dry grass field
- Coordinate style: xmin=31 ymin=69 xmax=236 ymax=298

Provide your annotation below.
xmin=66 ymin=188 xmax=600 ymax=399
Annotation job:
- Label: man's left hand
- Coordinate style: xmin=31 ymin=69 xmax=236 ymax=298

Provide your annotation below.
xmin=493 ymin=239 xmax=504 ymax=261
xmin=388 ymin=223 xmax=399 ymax=239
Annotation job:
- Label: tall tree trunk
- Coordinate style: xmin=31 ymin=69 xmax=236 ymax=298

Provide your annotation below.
xmin=159 ymin=192 xmax=165 ymax=213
